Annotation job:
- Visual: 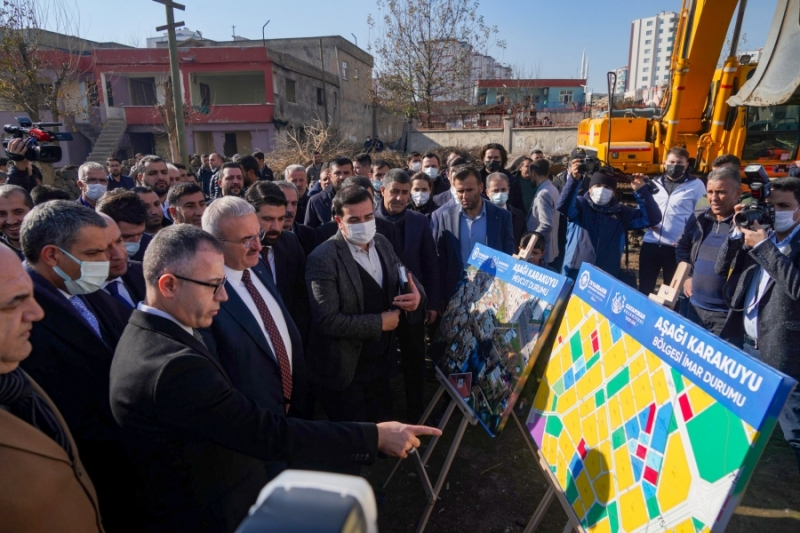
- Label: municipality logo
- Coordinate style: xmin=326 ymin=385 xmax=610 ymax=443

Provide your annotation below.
xmin=579 ymin=271 xmax=590 ymax=290
xmin=471 ymin=246 xmax=481 ymax=261
xmin=611 ymin=292 xmax=625 ymax=314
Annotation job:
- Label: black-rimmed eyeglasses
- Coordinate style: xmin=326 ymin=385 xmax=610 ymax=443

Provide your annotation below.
xmin=174 ymin=275 xmax=227 ymax=295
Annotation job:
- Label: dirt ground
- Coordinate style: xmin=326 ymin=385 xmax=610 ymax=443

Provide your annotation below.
xmin=364 ymin=245 xmax=800 ymax=532
xmin=365 ymin=375 xmax=800 ymax=533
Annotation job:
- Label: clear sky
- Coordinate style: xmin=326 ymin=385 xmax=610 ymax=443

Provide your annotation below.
xmin=70 ymin=0 xmax=775 ymax=90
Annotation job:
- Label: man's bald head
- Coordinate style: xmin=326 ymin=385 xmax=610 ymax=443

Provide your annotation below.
xmin=0 ymin=246 xmax=44 ymax=373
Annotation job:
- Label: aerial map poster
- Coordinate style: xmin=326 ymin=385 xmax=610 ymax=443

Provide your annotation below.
xmin=520 ymin=264 xmax=797 ymax=533
xmin=431 ymin=243 xmax=572 ymax=437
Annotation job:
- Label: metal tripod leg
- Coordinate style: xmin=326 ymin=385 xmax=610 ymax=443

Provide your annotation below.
xmin=415 ymin=412 xmax=470 ymax=533
xmin=383 ymin=384 xmax=446 ymax=489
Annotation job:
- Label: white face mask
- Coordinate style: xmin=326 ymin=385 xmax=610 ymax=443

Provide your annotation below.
xmin=424 ymin=167 xmax=439 ymax=179
xmin=344 ymin=218 xmax=376 ymax=245
xmin=773 ymin=208 xmax=799 ymax=233
xmin=412 ymin=191 xmax=430 ymax=206
xmin=53 ymin=247 xmax=110 ymax=295
xmin=85 ymin=183 xmax=107 ymax=202
xmin=410 ymin=161 xmax=422 ymax=172
xmin=124 ymin=241 xmax=140 ymax=257
xmin=490 ymin=192 xmax=509 ymax=206
xmin=590 ymin=187 xmax=613 ymax=206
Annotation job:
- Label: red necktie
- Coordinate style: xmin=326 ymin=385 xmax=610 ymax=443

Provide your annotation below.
xmin=241 ymin=269 xmax=292 ymax=412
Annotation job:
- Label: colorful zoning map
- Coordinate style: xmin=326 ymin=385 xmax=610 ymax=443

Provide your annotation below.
xmin=523 ymin=265 xmax=796 ymax=532
xmin=432 ymin=244 xmax=571 ymax=436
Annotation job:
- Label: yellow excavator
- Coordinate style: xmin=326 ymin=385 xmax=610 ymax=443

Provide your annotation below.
xmin=578 ymin=0 xmax=800 ymax=177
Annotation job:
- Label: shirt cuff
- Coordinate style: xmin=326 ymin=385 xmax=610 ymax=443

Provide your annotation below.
xmin=730 ymin=227 xmax=743 ymax=239
xmin=752 ymin=238 xmax=770 ymax=250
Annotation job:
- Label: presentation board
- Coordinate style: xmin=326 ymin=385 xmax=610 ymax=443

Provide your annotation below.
xmin=518 ymin=264 xmax=796 ymax=532
xmin=432 ymin=244 xmax=572 ymax=436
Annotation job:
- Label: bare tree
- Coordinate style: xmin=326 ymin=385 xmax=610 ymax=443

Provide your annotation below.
xmin=0 ymin=0 xmax=87 ymax=122
xmin=153 ymin=76 xmax=210 ymax=162
xmin=368 ymin=0 xmax=497 ymax=128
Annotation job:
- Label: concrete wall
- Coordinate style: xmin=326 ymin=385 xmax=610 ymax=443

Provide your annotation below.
xmin=407 ymin=125 xmax=578 ymax=156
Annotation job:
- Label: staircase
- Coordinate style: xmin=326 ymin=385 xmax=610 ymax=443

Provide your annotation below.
xmin=85 ymin=119 xmax=127 ymax=164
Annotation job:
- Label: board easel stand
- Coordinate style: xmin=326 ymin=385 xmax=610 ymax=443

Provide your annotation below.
xmin=383 ymin=367 xmax=479 ymax=533
xmin=383 ymin=371 xmax=584 ymax=533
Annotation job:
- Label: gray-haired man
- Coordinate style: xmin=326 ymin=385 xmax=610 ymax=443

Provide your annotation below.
xmin=77 ymin=162 xmax=109 ymax=210
xmin=109 ymin=223 xmax=440 ymax=531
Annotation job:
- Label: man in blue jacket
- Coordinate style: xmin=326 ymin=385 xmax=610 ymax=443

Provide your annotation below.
xmin=431 ymin=166 xmax=515 ymax=310
xmin=557 ymin=167 xmax=661 ymax=281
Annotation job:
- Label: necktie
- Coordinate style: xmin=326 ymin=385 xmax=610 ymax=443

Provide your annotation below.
xmin=68 ymin=295 xmax=102 ymax=339
xmin=261 ymin=247 xmax=275 ymax=284
xmin=106 ymin=280 xmax=134 ymax=309
xmin=192 ymin=329 xmax=208 ymax=349
xmin=241 ymin=269 xmax=292 ymax=410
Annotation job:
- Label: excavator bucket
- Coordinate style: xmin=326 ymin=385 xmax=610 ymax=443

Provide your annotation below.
xmin=728 ymin=0 xmax=800 ymax=106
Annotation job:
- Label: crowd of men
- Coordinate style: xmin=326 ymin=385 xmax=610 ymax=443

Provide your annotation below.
xmin=1 ymin=137 xmax=799 ymax=532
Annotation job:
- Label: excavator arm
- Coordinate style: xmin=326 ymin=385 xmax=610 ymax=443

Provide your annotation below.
xmin=728 ymin=0 xmax=800 ymax=106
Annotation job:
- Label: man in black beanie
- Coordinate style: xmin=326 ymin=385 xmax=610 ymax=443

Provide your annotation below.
xmin=556 ymin=169 xmax=662 ymax=280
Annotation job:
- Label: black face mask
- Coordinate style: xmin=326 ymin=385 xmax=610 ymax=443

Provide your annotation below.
xmin=665 ymin=164 xmax=686 ymax=180
xmin=485 ymin=160 xmax=501 ymax=172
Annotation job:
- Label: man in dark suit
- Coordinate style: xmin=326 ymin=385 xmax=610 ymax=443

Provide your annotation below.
xmin=307 ymin=186 xmax=425 ymax=426
xmin=375 ymin=169 xmax=440 ymax=422
xmin=19 ymin=200 xmax=140 ymax=532
xmin=314 ymin=175 xmax=404 ymax=258
xmin=716 ymin=177 xmax=800 ymax=473
xmin=480 ymin=143 xmax=524 ymax=211
xmin=96 ymin=189 xmax=152 ymax=263
xmin=283 ymin=165 xmax=310 ymax=224
xmin=202 ymin=195 xmax=310 ymax=419
xmin=486 ymin=171 xmax=526 ymax=247
xmin=98 ymin=214 xmax=146 ymax=308
xmin=0 ymin=245 xmax=105 ymax=533
xmin=431 ymin=166 xmax=515 ymax=309
xmin=110 ymin=225 xmax=439 ymax=533
xmin=106 ymin=157 xmax=135 ymax=191
xmin=0 ymin=184 xmax=33 ymax=260
xmin=304 ymin=156 xmax=353 ymax=228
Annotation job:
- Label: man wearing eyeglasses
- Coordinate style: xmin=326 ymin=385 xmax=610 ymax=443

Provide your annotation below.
xmin=109 ymin=223 xmax=441 ymax=532
xmin=199 ymin=196 xmax=303 ymax=418
xmin=76 ymin=162 xmax=110 ymax=210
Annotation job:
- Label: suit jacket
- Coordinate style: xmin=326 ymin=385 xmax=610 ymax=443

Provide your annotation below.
xmin=0 ymin=372 xmax=104 ymax=533
xmin=430 ymin=199 xmax=515 ymax=308
xmin=507 ymin=203 xmax=526 ymax=248
xmin=304 ymin=186 xmax=334 ymax=228
xmin=716 ymin=231 xmax=800 ymax=379
xmin=130 ymin=232 xmax=153 ymax=263
xmin=21 ymin=267 xmax=139 ymax=532
xmin=314 ymin=217 xmax=404 ymax=259
xmin=296 ymin=192 xmax=310 ymax=228
xmin=374 ymin=207 xmax=441 ymax=315
xmin=201 ymin=257 xmax=309 ymax=416
xmin=272 ymin=231 xmax=311 ymax=340
xmin=305 ymin=232 xmax=427 ymax=391
xmin=121 ymin=260 xmax=146 ymax=304
xmin=292 ymin=221 xmax=316 ymax=258
xmin=110 ymin=311 xmax=378 ymax=533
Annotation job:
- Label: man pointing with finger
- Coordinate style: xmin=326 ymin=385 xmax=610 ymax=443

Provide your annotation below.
xmin=110 ymin=225 xmax=439 ymax=531
xmin=307 ymin=185 xmax=426 ymax=431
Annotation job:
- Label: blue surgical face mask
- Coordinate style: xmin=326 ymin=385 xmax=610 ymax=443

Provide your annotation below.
xmin=490 ymin=192 xmax=509 ymax=206
xmin=85 ymin=183 xmax=107 ymax=202
xmin=124 ymin=241 xmax=140 ymax=257
xmin=372 ymin=180 xmax=382 ymax=192
xmin=52 ymin=247 xmax=109 ymax=295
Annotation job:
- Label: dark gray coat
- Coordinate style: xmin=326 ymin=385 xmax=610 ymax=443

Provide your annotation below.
xmin=305 ymin=232 xmax=426 ymax=391
xmin=716 ymin=230 xmax=800 ymax=379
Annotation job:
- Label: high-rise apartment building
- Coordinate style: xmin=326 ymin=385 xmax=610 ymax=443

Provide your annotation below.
xmin=628 ymin=11 xmax=678 ymax=92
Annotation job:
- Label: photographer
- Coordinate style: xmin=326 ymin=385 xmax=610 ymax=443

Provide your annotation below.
xmin=4 ymin=138 xmax=42 ymax=192
xmin=716 ymin=177 xmax=800 ymax=473
xmin=557 ymin=168 xmax=660 ymax=281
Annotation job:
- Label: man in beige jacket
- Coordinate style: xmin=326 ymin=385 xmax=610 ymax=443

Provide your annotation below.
xmin=0 ymin=245 xmax=104 ymax=533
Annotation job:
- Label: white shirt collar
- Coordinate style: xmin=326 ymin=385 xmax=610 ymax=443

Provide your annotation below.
xmin=345 ymin=239 xmax=375 ymax=255
xmin=224 ymin=264 xmax=246 ymax=284
xmin=137 ymin=302 xmax=194 ymax=336
xmin=101 ymin=277 xmax=121 ymax=290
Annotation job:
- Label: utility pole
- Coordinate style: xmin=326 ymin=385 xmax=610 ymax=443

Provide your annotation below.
xmin=154 ymin=0 xmax=188 ymax=166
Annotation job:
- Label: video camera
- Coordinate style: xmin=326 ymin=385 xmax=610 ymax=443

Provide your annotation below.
xmin=595 ymin=164 xmax=660 ymax=195
xmin=734 ymin=164 xmax=774 ymax=229
xmin=2 ymin=116 xmax=73 ymax=164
